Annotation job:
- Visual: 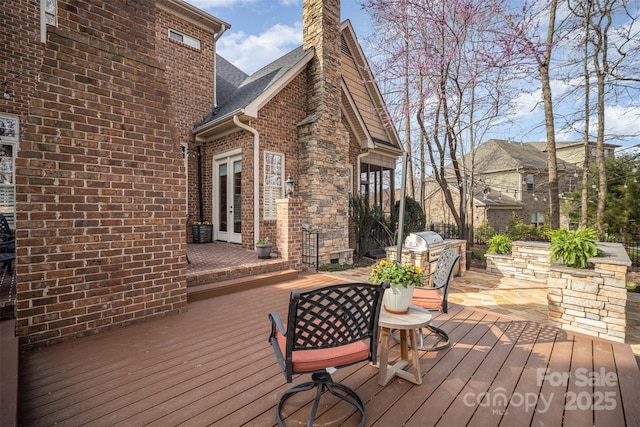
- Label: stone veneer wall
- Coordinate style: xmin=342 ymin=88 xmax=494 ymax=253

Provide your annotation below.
xmin=387 ymin=240 xmax=467 ymax=277
xmin=298 ymin=0 xmax=352 ymax=266
xmin=547 ymin=243 xmax=630 ymax=342
xmin=486 ymin=241 xmax=550 ymax=283
xmin=486 ymin=241 xmax=631 ymax=342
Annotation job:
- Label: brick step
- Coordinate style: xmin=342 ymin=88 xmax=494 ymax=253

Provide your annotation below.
xmin=187 ymin=269 xmax=298 ymax=302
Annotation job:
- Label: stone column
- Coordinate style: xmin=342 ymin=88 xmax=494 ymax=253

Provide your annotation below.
xmin=298 ymin=0 xmax=352 ymax=265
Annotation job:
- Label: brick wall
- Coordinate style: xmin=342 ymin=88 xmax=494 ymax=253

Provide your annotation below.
xmin=200 ymin=69 xmax=308 ymax=251
xmin=14 ymin=0 xmax=188 ymax=349
xmin=155 ymin=7 xmax=216 ymax=226
xmin=1 ymin=1 xmax=43 ymax=120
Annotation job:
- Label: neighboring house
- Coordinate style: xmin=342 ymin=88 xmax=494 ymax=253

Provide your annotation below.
xmin=424 ymin=139 xmax=616 ymax=232
xmin=1 ymin=0 xmax=401 ymax=348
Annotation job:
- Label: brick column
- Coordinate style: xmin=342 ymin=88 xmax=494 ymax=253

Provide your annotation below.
xmin=276 ymin=198 xmax=303 ymax=271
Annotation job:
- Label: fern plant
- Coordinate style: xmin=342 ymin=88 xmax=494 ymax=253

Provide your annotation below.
xmin=486 ymin=234 xmax=512 ymax=254
xmin=548 ymin=228 xmax=600 ymax=269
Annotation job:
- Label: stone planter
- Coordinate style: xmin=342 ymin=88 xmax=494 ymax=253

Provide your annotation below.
xmin=192 ymin=224 xmax=213 ymax=244
xmin=383 ymin=285 xmax=415 ymax=314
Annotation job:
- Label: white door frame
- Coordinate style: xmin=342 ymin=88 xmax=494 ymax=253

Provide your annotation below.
xmin=213 ymin=149 xmax=242 ymax=243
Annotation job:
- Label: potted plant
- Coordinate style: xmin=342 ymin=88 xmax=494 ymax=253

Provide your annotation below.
xmin=369 ymin=259 xmax=425 ymax=313
xmin=192 ymin=221 xmax=213 ymax=243
xmin=256 ymin=237 xmax=273 ymax=259
xmin=549 ymin=227 xmax=601 ymax=269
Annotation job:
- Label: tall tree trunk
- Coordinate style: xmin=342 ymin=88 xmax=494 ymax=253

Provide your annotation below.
xmin=581 ymin=1 xmax=591 ymax=229
xmin=542 ymin=0 xmax=561 ymax=230
xmin=591 ymin=4 xmax=612 ymax=233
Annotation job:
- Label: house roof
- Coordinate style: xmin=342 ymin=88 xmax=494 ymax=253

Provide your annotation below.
xmin=195 ymin=46 xmax=312 ymax=131
xmin=471 ymin=139 xmax=551 ymax=173
xmin=193 ymin=21 xmax=402 ymax=156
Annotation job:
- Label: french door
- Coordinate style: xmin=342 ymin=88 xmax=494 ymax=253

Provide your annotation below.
xmin=213 ymin=153 xmax=242 ymax=243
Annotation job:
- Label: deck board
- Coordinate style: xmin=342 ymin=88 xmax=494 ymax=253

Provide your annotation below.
xmin=18 ymin=273 xmax=640 ymax=427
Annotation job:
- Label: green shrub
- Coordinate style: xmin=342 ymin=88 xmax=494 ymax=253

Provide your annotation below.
xmin=548 ymin=228 xmax=600 ymax=269
xmin=506 ymin=213 xmax=545 ymax=241
xmin=390 ymin=196 xmax=426 ymax=235
xmin=471 ymin=248 xmax=486 ymax=262
xmin=318 ymin=263 xmax=352 ymax=272
xmin=477 ymin=220 xmax=496 ymax=244
xmin=487 ymin=234 xmax=512 ymax=254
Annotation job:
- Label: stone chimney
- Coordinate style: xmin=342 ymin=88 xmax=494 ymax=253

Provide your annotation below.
xmin=298 ymin=0 xmax=352 ymax=265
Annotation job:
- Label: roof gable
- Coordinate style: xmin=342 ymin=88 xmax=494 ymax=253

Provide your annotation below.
xmin=196 ymin=46 xmax=312 ymax=129
xmin=473 ymin=139 xmax=549 ymax=173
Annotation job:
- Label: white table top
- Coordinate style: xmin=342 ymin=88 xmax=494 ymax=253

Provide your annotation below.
xmin=378 ymin=305 xmax=432 ymax=329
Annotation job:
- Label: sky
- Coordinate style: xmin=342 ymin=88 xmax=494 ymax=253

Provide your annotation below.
xmin=183 ymin=0 xmax=640 ymax=152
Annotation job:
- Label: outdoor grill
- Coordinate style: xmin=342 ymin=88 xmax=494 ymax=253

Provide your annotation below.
xmin=402 ymin=231 xmax=448 ymax=275
xmin=404 ymin=231 xmax=445 ymax=251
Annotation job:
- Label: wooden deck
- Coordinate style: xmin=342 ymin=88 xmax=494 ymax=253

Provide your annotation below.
xmin=18 ymin=273 xmax=640 ymax=426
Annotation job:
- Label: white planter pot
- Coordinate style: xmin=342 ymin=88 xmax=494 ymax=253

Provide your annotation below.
xmin=383 ymin=284 xmax=415 ymax=314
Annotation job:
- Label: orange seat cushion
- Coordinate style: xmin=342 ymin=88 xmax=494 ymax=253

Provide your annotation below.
xmin=411 ymin=288 xmax=443 ymax=311
xmin=277 ymin=330 xmax=370 ymax=373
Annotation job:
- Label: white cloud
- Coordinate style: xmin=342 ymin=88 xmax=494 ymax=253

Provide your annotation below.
xmin=217 ymin=22 xmax=302 ymax=74
xmin=604 ymin=104 xmax=640 ymax=140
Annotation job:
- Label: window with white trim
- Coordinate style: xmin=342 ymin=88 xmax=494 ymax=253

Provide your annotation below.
xmin=531 ymin=212 xmax=545 ymax=227
xmin=264 ymin=152 xmax=284 ymax=220
xmin=168 ymin=29 xmax=200 ymax=50
xmin=41 ymin=0 xmax=57 ymax=43
xmin=0 ymin=115 xmax=18 ymax=228
xmin=526 ymin=174 xmax=534 ymax=192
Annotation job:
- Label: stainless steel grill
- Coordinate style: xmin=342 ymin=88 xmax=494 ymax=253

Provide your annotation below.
xmin=404 ymin=231 xmax=445 ymax=250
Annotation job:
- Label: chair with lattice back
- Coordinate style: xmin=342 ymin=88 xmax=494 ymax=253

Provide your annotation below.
xmin=407 ymin=247 xmax=460 ymax=351
xmin=268 ymin=282 xmax=389 ymax=427
xmin=0 ymin=214 xmax=15 ymax=273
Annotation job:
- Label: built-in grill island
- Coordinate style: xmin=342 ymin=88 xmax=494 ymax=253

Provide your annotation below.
xmin=387 ymin=232 xmax=467 ymax=277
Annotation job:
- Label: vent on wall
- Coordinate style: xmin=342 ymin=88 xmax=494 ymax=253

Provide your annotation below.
xmin=341 ymin=36 xmax=351 ymax=56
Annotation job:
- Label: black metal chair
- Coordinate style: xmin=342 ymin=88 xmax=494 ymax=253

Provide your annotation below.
xmin=393 ymin=248 xmax=460 ymax=351
xmin=268 ymin=282 xmax=388 ymax=427
xmin=0 ymin=214 xmax=15 ymax=273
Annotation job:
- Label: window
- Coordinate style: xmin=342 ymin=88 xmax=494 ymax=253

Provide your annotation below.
xmin=526 ymin=174 xmax=534 ymax=192
xmin=0 ymin=115 xmax=18 ymax=228
xmin=531 ymin=212 xmax=545 ymax=227
xmin=264 ymin=152 xmax=284 ymax=220
xmin=168 ymin=29 xmax=200 ymax=50
xmin=41 ymin=0 xmax=57 ymax=43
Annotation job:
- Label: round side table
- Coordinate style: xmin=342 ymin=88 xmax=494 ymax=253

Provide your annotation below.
xmin=376 ymin=305 xmax=432 ymax=386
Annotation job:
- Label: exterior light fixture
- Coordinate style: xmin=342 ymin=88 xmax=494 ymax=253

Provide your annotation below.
xmin=2 ymin=87 xmax=9 ymax=100
xmin=285 ymin=175 xmax=294 ymax=198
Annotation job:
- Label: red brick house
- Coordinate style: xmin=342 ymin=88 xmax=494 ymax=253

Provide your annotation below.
xmin=1 ymin=0 xmax=402 ymax=349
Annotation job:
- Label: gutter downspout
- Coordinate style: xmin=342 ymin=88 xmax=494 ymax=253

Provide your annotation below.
xmin=233 ymin=115 xmax=260 ymax=244
xmin=356 ymin=151 xmax=370 ymax=195
xmin=212 ymin=24 xmax=227 ymax=112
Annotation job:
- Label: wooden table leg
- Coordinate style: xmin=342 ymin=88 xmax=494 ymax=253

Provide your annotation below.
xmin=408 ymin=328 xmax=422 ymax=385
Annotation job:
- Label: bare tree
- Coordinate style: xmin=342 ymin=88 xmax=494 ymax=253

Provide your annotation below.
xmin=365 ymin=0 xmax=519 ymax=241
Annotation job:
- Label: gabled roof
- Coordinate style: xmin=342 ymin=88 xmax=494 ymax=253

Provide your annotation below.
xmin=339 ymin=20 xmax=402 ymax=154
xmin=194 ymin=20 xmax=402 ymax=155
xmin=472 ymin=139 xmax=550 ymax=173
xmin=195 ymin=46 xmax=313 ymax=134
